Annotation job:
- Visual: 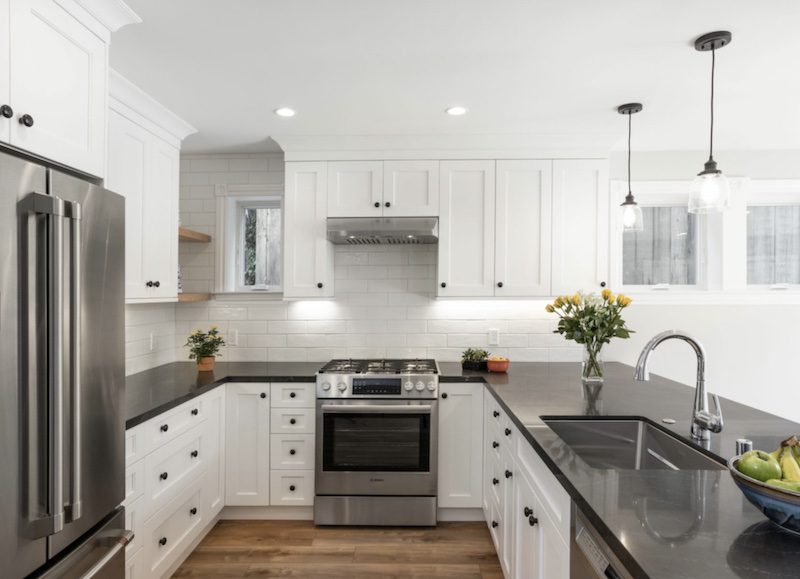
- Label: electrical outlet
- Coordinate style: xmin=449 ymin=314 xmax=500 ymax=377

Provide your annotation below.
xmin=148 ymin=332 xmax=155 ymax=352
xmin=228 ymin=329 xmax=239 ymax=347
xmin=488 ymin=328 xmax=500 ymax=346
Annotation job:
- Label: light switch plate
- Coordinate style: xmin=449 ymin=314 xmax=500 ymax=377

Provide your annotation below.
xmin=488 ymin=328 xmax=500 ymax=346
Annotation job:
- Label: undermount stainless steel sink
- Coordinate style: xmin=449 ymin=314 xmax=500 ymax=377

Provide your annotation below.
xmin=543 ymin=419 xmax=725 ymax=471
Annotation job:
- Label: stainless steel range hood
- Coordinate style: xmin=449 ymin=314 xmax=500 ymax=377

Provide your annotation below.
xmin=326 ymin=217 xmax=438 ymax=245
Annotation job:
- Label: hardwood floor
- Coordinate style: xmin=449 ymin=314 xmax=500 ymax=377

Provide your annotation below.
xmin=173 ymin=520 xmax=503 ymax=578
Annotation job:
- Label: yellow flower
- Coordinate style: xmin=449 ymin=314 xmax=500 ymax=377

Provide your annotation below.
xmin=616 ymin=294 xmax=625 ymax=306
xmin=553 ymin=296 xmax=562 ymax=307
xmin=571 ymin=293 xmax=581 ymax=306
xmin=622 ymin=296 xmax=632 ymax=307
xmin=601 ymin=288 xmax=612 ymax=301
xmin=545 ymin=304 xmax=555 ymax=313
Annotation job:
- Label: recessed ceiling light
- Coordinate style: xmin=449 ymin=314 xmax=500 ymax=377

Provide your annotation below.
xmin=274 ymin=107 xmax=296 ymax=117
xmin=445 ymin=106 xmax=468 ymax=116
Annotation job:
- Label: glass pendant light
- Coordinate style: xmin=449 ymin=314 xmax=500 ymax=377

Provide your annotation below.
xmin=618 ymin=103 xmax=644 ymax=232
xmin=689 ymin=31 xmax=732 ymax=214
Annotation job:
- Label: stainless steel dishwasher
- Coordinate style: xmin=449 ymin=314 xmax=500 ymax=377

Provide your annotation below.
xmin=571 ymin=505 xmax=633 ymax=579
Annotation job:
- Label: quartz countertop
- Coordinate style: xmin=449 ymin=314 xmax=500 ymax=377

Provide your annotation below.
xmin=125 ymin=360 xmax=800 ymax=578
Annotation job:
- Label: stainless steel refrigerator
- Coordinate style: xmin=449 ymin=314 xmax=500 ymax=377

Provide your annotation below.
xmin=0 ymin=150 xmax=129 ymax=578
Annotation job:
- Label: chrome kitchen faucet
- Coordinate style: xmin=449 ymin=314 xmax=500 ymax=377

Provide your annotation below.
xmin=634 ymin=331 xmax=723 ymax=441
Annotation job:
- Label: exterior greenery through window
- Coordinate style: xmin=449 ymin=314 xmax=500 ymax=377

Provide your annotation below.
xmin=239 ymin=202 xmax=281 ymax=291
xmin=622 ymin=206 xmax=697 ymax=286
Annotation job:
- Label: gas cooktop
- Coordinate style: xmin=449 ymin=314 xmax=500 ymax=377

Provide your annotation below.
xmin=318 ymin=358 xmax=439 ymax=375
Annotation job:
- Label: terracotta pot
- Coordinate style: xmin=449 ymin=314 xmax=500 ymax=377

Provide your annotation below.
xmin=197 ymin=356 xmax=216 ymax=372
xmin=487 ymin=359 xmax=510 ymax=373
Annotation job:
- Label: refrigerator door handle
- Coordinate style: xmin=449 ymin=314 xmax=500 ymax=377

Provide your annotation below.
xmin=18 ymin=192 xmax=66 ymax=537
xmin=77 ymin=529 xmax=134 ymax=579
xmin=64 ymin=200 xmax=82 ymax=523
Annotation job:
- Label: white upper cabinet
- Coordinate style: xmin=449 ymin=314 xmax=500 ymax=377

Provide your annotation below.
xmin=327 ymin=160 xmax=383 ymax=217
xmin=438 ymin=382 xmax=484 ymax=508
xmin=438 ymin=160 xmax=496 ymax=297
xmin=551 ymin=159 xmax=609 ymax=295
xmin=0 ymin=0 xmax=10 ymax=144
xmin=383 ymin=160 xmax=439 ymax=216
xmin=495 ymin=160 xmax=552 ymax=297
xmin=106 ymin=71 xmax=195 ymax=303
xmin=284 ymin=162 xmax=334 ymax=298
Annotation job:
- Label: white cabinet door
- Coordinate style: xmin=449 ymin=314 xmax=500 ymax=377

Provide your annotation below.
xmin=538 ymin=506 xmax=570 ymax=579
xmin=383 ymin=160 xmax=439 ymax=217
xmin=225 ymin=383 xmax=270 ymax=506
xmin=202 ymin=388 xmax=225 ymax=518
xmin=284 ymin=162 xmax=334 ymax=298
xmin=9 ymin=0 xmax=107 ymax=176
xmin=438 ymin=161 xmax=496 ymax=297
xmin=551 ymin=159 xmax=609 ymax=295
xmin=107 ymin=110 xmax=149 ymax=300
xmin=144 ymin=138 xmax=179 ymax=300
xmin=495 ymin=160 xmax=552 ymax=297
xmin=438 ymin=382 xmax=484 ymax=508
xmin=327 ymin=161 xmax=383 ymax=217
xmin=0 ymin=0 xmax=10 ymax=144
xmin=513 ymin=471 xmax=541 ymax=579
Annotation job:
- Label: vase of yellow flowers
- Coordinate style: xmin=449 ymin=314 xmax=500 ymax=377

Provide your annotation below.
xmin=546 ymin=290 xmax=633 ymax=384
xmin=185 ymin=326 xmax=225 ymax=371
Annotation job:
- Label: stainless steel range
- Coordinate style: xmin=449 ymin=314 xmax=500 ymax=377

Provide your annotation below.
xmin=314 ymin=359 xmax=439 ymax=526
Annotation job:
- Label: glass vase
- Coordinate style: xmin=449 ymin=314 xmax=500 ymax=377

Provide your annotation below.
xmin=582 ymin=344 xmax=604 ymax=385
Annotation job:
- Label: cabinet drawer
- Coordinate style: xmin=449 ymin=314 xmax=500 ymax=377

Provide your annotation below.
xmin=270 ymin=407 xmax=315 ymax=434
xmin=143 ymin=397 xmax=207 ymax=456
xmin=142 ymin=479 xmax=204 ymax=579
xmin=144 ymin=425 xmax=207 ymax=519
xmin=270 ymin=434 xmax=315 ymax=469
xmin=487 ymin=499 xmax=502 ymax=554
xmin=487 ymin=452 xmax=503 ymax=507
xmin=125 ymin=496 xmax=144 ymax=560
xmin=270 ymin=470 xmax=314 ymax=506
xmin=124 ymin=459 xmax=145 ymax=507
xmin=125 ymin=425 xmax=145 ymax=467
xmin=270 ymin=383 xmax=315 ymax=408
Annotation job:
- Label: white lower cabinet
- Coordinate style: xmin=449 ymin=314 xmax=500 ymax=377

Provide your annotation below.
xmin=270 ymin=470 xmax=314 ymax=506
xmin=225 ymin=383 xmax=271 ymax=506
xmin=438 ymin=382 xmax=484 ymax=508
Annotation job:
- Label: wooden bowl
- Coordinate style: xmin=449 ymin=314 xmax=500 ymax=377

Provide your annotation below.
xmin=487 ymin=359 xmax=509 ymax=373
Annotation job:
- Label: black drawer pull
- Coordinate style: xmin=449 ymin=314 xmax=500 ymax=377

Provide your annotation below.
xmin=505 ymin=470 xmax=513 ymax=479
xmin=441 ymin=392 xmax=448 ymax=399
xmin=289 ymin=418 xmax=297 ymax=425
xmin=0 ymin=104 xmax=13 ymax=118
xmin=153 ymin=281 xmax=160 ymax=288
xmin=440 ymin=282 xmax=446 ymax=288
xmin=160 ymin=424 xmax=169 ymax=432
xmin=260 ymin=392 xmax=266 ymax=399
xmin=190 ymin=507 xmax=197 ymax=516
xmin=492 ymin=478 xmax=499 ymax=485
xmin=492 ymin=441 xmax=499 ymax=449
xmin=19 ymin=113 xmax=34 ymax=127
xmin=528 ymin=515 xmax=538 ymax=527
xmin=289 ymin=449 xmax=296 ymax=456
xmin=491 ymin=521 xmax=498 ymax=528
xmin=289 ymin=485 xmax=296 ymax=492
xmin=191 ymin=450 xmax=199 ymax=458
xmin=191 ymin=408 xmax=199 ymax=416
xmin=374 ymin=202 xmax=380 ymax=208
xmin=493 ymin=411 xmax=499 ymax=418
xmin=385 ymin=202 xmax=391 ymax=208
xmin=523 ymin=507 xmax=533 ymax=517
xmin=289 ymin=392 xmax=296 ymax=398
xmin=160 ymin=472 xmax=168 ymax=481
xmin=317 ymin=282 xmax=324 ymax=289
xmin=159 ymin=537 xmax=167 ymax=547
xmin=504 ymin=428 xmax=512 ymax=436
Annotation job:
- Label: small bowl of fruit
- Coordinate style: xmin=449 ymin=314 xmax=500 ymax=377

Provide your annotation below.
xmin=729 ymin=436 xmax=800 ymax=535
xmin=486 ymin=356 xmax=509 ymax=373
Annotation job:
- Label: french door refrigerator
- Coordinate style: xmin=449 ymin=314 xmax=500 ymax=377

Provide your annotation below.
xmin=0 ymin=151 xmax=129 ymax=578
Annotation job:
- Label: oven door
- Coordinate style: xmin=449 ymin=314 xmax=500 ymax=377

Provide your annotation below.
xmin=315 ymin=399 xmax=438 ymax=496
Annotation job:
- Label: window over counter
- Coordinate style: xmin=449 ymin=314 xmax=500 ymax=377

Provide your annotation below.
xmin=746 ymin=182 xmax=800 ymax=289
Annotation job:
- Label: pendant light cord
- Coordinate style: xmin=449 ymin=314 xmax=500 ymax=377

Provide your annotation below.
xmin=627 ymin=112 xmax=632 ymax=195
xmin=709 ymin=47 xmax=715 ymax=161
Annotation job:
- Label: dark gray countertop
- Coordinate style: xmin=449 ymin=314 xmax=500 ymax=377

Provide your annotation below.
xmin=125 ymin=360 xmax=800 ymax=578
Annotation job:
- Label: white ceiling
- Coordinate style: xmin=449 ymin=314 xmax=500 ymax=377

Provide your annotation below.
xmin=110 ymin=0 xmax=800 ymax=154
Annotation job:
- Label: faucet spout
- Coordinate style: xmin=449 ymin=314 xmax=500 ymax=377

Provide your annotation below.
xmin=633 ymin=330 xmax=723 ymax=441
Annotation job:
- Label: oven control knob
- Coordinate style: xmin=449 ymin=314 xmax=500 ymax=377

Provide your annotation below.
xmin=415 ymin=381 xmax=425 ymax=391
xmin=321 ymin=382 xmax=331 ymax=391
xmin=426 ymin=381 xmax=436 ymax=391
xmin=337 ymin=382 xmax=348 ymax=392
xmin=404 ymin=381 xmax=414 ymax=391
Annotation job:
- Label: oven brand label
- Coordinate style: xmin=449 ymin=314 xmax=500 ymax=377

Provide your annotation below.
xmin=369 ymin=478 xmax=384 ymax=482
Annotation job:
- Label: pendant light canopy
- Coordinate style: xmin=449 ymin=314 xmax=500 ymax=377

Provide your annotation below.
xmin=689 ymin=31 xmax=732 ymax=214
xmin=618 ymin=103 xmax=644 ymax=232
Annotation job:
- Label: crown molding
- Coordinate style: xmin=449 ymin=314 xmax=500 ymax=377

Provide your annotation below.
xmin=71 ymin=0 xmax=141 ymax=32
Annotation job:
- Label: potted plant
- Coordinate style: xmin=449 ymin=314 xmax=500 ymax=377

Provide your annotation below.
xmin=546 ymin=290 xmax=633 ymax=384
xmin=185 ymin=326 xmax=225 ymax=372
xmin=461 ymin=348 xmax=489 ymax=372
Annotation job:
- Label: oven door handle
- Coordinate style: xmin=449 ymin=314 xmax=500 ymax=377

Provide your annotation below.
xmin=320 ymin=404 xmax=432 ymax=414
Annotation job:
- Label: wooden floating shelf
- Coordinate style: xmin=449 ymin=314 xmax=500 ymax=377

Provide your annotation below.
xmin=178 ymin=227 xmax=212 ymax=243
xmin=178 ymin=293 xmax=211 ymax=303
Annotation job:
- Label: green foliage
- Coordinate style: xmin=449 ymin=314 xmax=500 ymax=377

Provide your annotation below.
xmin=185 ymin=326 xmax=226 ymax=360
xmin=461 ymin=348 xmax=489 ymax=363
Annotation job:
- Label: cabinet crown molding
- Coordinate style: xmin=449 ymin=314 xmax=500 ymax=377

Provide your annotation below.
xmin=70 ymin=0 xmax=141 ymax=31
xmin=109 ymin=69 xmax=197 ymax=143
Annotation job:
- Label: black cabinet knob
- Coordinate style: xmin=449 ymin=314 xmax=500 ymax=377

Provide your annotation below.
xmin=523 ymin=507 xmax=533 ymax=517
xmin=289 ymin=418 xmax=297 ymax=425
xmin=505 ymin=428 xmax=512 ymax=436
xmin=153 ymin=281 xmax=160 ymax=288
xmin=146 ymin=281 xmax=154 ymax=288
xmin=190 ymin=450 xmax=198 ymax=458
xmin=191 ymin=408 xmax=199 ymax=416
xmin=19 ymin=114 xmax=34 ymax=127
xmin=440 ymin=282 xmax=446 ymax=288
xmin=289 ymin=485 xmax=296 ymax=492
xmin=441 ymin=392 xmax=448 ymax=399
xmin=160 ymin=472 xmax=168 ymax=481
xmin=374 ymin=202 xmax=380 ymax=208
xmin=159 ymin=537 xmax=167 ymax=547
xmin=528 ymin=516 xmax=538 ymax=527
xmin=505 ymin=470 xmax=513 ymax=479
xmin=493 ymin=411 xmax=500 ymax=418
xmin=497 ymin=282 xmax=503 ymax=288
xmin=290 ymin=392 xmax=296 ymax=398
xmin=385 ymin=202 xmax=391 ymax=208
xmin=600 ymin=281 xmax=607 ymax=288
xmin=492 ymin=441 xmax=499 ymax=449
xmin=190 ymin=507 xmax=197 ymax=516
xmin=491 ymin=521 xmax=498 ymax=528
xmin=289 ymin=449 xmax=296 ymax=455
xmin=0 ymin=104 xmax=12 ymax=118
xmin=160 ymin=424 xmax=169 ymax=432
xmin=492 ymin=478 xmax=499 ymax=485
xmin=260 ymin=392 xmax=266 ymax=399
xmin=317 ymin=282 xmax=323 ymax=288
